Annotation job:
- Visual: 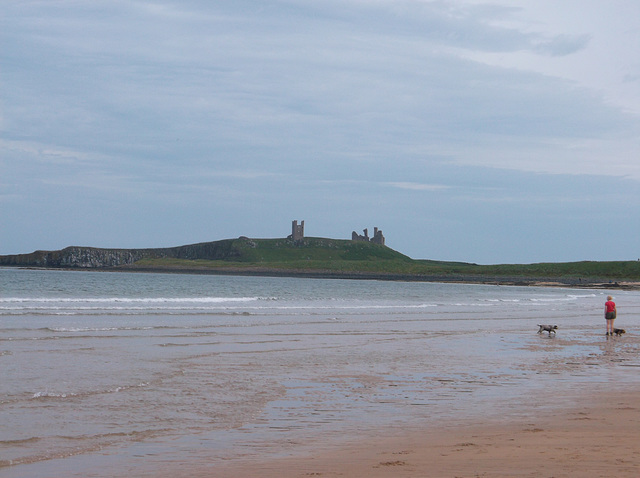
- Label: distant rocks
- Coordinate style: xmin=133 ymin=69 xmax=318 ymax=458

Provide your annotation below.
xmin=54 ymin=247 xmax=147 ymax=268
xmin=0 ymin=246 xmax=150 ymax=268
xmin=0 ymin=238 xmax=251 ymax=269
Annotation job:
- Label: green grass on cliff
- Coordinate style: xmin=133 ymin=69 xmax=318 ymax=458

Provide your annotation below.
xmin=135 ymin=237 xmax=416 ymax=273
xmin=131 ymin=237 xmax=640 ymax=281
xmin=3 ymin=236 xmax=638 ymax=282
xmin=230 ymin=237 xmax=412 ymax=263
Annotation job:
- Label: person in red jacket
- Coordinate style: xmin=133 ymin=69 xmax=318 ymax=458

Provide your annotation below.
xmin=604 ymin=295 xmax=616 ymax=336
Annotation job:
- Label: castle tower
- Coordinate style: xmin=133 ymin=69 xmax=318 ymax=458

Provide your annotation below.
xmin=372 ymin=227 xmax=385 ymax=245
xmin=292 ymin=220 xmax=304 ymax=242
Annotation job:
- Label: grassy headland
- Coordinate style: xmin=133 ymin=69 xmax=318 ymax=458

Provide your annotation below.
xmin=2 ymin=236 xmax=638 ymax=287
xmin=125 ymin=237 xmax=640 ymax=287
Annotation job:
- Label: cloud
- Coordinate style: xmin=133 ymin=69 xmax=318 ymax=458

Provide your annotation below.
xmin=1 ymin=0 xmax=640 ymax=261
xmin=3 ymin=1 xmax=636 ymax=193
xmin=386 ymin=182 xmax=451 ymax=191
xmin=534 ymin=33 xmax=592 ymax=56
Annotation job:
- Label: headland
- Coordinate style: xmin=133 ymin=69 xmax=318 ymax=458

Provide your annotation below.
xmin=1 ymin=236 xmax=639 ymax=289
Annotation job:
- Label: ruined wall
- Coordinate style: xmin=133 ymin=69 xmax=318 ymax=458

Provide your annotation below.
xmin=352 ymin=227 xmax=385 ymax=245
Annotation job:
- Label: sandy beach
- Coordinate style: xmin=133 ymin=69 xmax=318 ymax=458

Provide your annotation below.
xmin=179 ymin=387 xmax=640 ymax=478
xmin=3 ymin=270 xmax=640 ymax=478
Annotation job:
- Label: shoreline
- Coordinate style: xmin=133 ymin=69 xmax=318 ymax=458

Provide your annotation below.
xmin=5 ymin=265 xmax=640 ymax=290
xmin=168 ymin=386 xmax=640 ymax=478
xmin=2 ymin=271 xmax=639 ymax=478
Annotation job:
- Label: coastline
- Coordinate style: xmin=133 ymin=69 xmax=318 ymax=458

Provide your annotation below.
xmin=165 ymin=386 xmax=640 ymax=478
xmin=9 ymin=263 xmax=640 ymax=290
xmin=2 ymin=237 xmax=638 ymax=289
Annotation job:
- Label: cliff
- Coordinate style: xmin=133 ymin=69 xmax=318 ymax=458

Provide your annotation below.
xmin=0 ymin=237 xmax=407 ymax=269
xmin=2 ymin=239 xmax=638 ymax=288
xmin=0 ymin=238 xmax=249 ymax=268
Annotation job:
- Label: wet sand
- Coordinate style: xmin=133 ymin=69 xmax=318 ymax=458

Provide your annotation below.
xmin=4 ymin=271 xmax=639 ymax=478
xmin=150 ymin=328 xmax=640 ymax=478
xmin=181 ymin=387 xmax=640 ymax=478
xmin=11 ymin=324 xmax=638 ymax=478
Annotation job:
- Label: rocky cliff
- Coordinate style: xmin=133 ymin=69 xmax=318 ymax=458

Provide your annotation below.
xmin=0 ymin=239 xmax=249 ymax=268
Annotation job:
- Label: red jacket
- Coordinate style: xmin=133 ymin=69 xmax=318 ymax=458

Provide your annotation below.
xmin=605 ymin=300 xmax=616 ymax=313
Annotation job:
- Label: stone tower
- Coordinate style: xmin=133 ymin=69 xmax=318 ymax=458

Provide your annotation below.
xmin=292 ymin=220 xmax=304 ymax=242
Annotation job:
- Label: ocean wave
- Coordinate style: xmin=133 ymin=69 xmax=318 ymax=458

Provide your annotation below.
xmin=0 ymin=427 xmax=171 ymax=468
xmin=31 ymin=382 xmax=150 ymax=400
xmin=0 ymin=436 xmax=42 ymax=446
xmin=0 ymin=301 xmax=442 ymax=317
xmin=0 ymin=296 xmax=268 ymax=303
xmin=529 ymin=295 xmax=590 ymax=302
xmin=43 ymin=326 xmax=155 ymax=332
xmin=0 ymin=296 xmax=274 ymax=316
xmin=32 ymin=391 xmax=77 ymax=399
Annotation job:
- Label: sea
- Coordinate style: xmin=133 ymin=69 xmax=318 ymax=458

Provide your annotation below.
xmin=1 ymin=267 xmax=640 ymax=477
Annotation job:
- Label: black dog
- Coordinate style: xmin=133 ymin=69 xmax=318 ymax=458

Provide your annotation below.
xmin=613 ymin=328 xmax=626 ymax=336
xmin=537 ymin=324 xmax=558 ymax=335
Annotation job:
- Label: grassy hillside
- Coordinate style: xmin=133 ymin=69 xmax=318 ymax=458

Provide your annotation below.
xmin=3 ymin=235 xmax=638 ymax=284
xmin=455 ymin=261 xmax=640 ymax=279
xmin=130 ymin=237 xmax=640 ymax=283
xmin=227 ymin=237 xmax=412 ymax=262
xmin=133 ymin=237 xmax=415 ymax=273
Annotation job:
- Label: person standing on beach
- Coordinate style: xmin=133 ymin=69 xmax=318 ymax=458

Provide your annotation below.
xmin=604 ymin=295 xmax=616 ymax=335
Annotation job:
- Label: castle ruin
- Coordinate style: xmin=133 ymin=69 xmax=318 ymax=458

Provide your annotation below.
xmin=288 ymin=220 xmax=385 ymax=246
xmin=352 ymin=227 xmax=385 ymax=245
xmin=291 ymin=220 xmax=304 ymax=242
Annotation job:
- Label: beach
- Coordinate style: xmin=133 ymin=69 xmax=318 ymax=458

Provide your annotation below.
xmin=2 ymin=269 xmax=639 ymax=477
xmin=209 ymin=388 xmax=640 ymax=478
xmin=112 ymin=330 xmax=640 ymax=478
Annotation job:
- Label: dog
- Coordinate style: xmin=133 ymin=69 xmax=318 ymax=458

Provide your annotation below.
xmin=613 ymin=328 xmax=626 ymax=336
xmin=537 ymin=324 xmax=558 ymax=335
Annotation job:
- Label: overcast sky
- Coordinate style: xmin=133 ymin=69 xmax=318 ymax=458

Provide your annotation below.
xmin=2 ymin=0 xmax=639 ymax=264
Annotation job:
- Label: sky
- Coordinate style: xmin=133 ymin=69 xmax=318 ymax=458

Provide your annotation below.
xmin=2 ymin=0 xmax=640 ymax=264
